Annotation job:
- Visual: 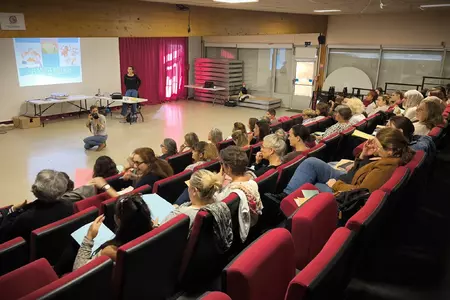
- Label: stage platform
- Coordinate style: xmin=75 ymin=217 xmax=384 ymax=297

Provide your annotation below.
xmin=193 ymin=96 xmax=282 ymax=110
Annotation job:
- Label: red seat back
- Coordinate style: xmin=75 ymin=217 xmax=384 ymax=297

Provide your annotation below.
xmin=304 ymin=121 xmax=319 ymax=134
xmin=222 ymin=228 xmax=296 ymax=300
xmin=21 ymin=256 xmax=113 ymax=300
xmin=30 ymin=207 xmax=98 ymax=265
xmin=364 ymin=113 xmax=382 ymax=134
xmin=74 ymin=190 xmax=111 ymax=213
xmin=290 ymin=114 xmax=304 ymax=126
xmin=248 ymin=142 xmax=262 ymax=165
xmin=0 ymin=258 xmax=57 ymax=300
xmin=305 ymin=143 xmax=327 ymax=161
xmin=276 ymin=155 xmax=306 ymax=193
xmin=320 ymin=133 xmax=341 ymax=162
xmin=113 ymin=215 xmax=190 ymax=299
xmin=286 ymin=193 xmax=338 ymax=270
xmin=317 ymin=117 xmax=335 ymax=132
xmin=282 ymin=119 xmax=294 ymax=132
xmin=354 ymin=119 xmax=367 ymax=132
xmin=335 ymin=126 xmax=356 ymax=160
xmin=0 ymin=237 xmax=28 ymax=276
xmin=193 ymin=160 xmax=221 ymax=173
xmin=285 ymin=227 xmax=357 ymax=300
xmin=153 ymin=170 xmax=192 ymax=204
xmin=255 ymin=169 xmax=280 ymax=229
xmin=218 ymin=139 xmax=235 ymax=151
xmin=270 ymin=122 xmax=283 ymax=133
xmin=167 ymin=151 xmax=194 ymax=174
xmin=200 ymin=291 xmax=232 ymax=300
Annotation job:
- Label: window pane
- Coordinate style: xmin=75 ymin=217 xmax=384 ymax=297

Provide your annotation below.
xmin=327 ymin=49 xmax=380 ymax=88
xmin=378 ymin=50 xmax=443 ymax=89
xmin=205 ymin=47 xmax=237 ymax=59
xmin=238 ymin=49 xmax=272 ymax=93
xmin=275 ymin=49 xmax=292 ymax=94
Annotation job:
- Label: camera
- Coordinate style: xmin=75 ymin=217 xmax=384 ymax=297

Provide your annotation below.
xmin=92 ymin=113 xmax=99 ymax=119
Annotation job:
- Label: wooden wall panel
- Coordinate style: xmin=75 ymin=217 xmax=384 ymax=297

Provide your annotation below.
xmin=0 ymin=0 xmax=327 ymax=38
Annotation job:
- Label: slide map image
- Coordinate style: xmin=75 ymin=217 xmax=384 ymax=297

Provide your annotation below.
xmin=14 ymin=38 xmax=82 ymax=87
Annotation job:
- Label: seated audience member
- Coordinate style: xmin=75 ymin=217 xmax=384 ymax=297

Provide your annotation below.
xmin=368 ymin=95 xmax=390 ymax=116
xmin=414 ymin=97 xmax=445 ymax=136
xmin=214 ymin=146 xmax=262 ymax=242
xmin=363 ymin=90 xmax=378 ymax=107
xmin=159 ymin=138 xmax=178 ymax=159
xmin=390 ymin=90 xmax=404 ymax=108
xmin=0 ymin=170 xmax=74 ymax=243
xmin=208 ymin=128 xmax=224 ymax=149
xmin=283 ymin=125 xmax=313 ymax=162
xmin=93 ymin=156 xmax=119 ymax=178
xmin=180 ymin=132 xmax=200 ymax=152
xmin=266 ymin=108 xmax=279 ymax=124
xmin=268 ymin=127 xmax=414 ymax=200
xmin=163 ymin=170 xmax=232 ymax=236
xmin=345 ymin=97 xmax=366 ymax=125
xmin=403 ymin=90 xmax=424 ymax=121
xmin=249 ymin=119 xmax=270 ymax=144
xmin=90 ymin=147 xmax=174 ymax=196
xmin=387 ymin=116 xmax=435 ymax=155
xmin=427 ymin=92 xmax=447 ymax=110
xmin=302 ymin=109 xmax=318 ymax=125
xmin=321 ymin=106 xmax=353 ymax=139
xmin=248 ymin=117 xmax=258 ymax=134
xmin=185 ymin=141 xmax=219 ymax=171
xmin=232 ymin=130 xmax=249 ymax=148
xmin=376 ymin=87 xmax=384 ymax=95
xmin=227 ymin=122 xmax=247 ymax=139
xmin=429 ymin=86 xmax=447 ymax=101
xmin=73 ymin=194 xmax=153 ymax=270
xmin=329 ymin=95 xmax=344 ymax=112
xmin=251 ymin=134 xmax=285 ymax=177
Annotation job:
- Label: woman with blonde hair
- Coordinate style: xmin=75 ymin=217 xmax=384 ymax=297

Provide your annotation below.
xmin=185 ymin=141 xmax=219 ymax=171
xmin=251 ymin=134 xmax=285 ymax=177
xmin=345 ymin=97 xmax=366 ymax=125
xmin=90 ymin=147 xmax=174 ymax=197
xmin=403 ymin=90 xmax=424 ymax=121
xmin=232 ymin=130 xmax=249 ymax=148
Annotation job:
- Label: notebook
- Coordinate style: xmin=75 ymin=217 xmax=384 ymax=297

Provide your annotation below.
xmin=142 ymin=194 xmax=174 ymax=222
xmin=352 ymin=130 xmax=374 ymax=140
xmin=71 ymin=222 xmax=115 ymax=254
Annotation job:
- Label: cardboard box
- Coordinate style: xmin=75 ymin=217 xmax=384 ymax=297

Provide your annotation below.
xmin=13 ymin=116 xmax=41 ymax=129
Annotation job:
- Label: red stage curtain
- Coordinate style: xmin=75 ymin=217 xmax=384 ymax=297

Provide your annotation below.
xmin=118 ymin=37 xmax=187 ymax=105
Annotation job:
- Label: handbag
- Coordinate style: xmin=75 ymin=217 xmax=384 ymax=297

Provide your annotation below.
xmin=111 ymin=92 xmax=123 ymax=99
xmin=336 ymin=188 xmax=370 ymax=226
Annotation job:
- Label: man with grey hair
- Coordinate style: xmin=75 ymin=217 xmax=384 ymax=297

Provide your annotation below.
xmin=0 ymin=170 xmax=73 ymax=243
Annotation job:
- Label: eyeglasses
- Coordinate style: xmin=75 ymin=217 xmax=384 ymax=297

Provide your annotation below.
xmin=133 ymin=160 xmax=145 ymax=166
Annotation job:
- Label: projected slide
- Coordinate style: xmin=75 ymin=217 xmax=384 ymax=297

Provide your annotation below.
xmin=13 ymin=38 xmax=82 ymax=87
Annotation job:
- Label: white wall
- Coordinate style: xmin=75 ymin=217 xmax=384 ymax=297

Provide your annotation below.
xmin=327 ymin=13 xmax=450 ymax=47
xmin=0 ymin=38 xmax=121 ymax=122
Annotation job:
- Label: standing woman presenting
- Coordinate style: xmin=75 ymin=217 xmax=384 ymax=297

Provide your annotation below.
xmin=120 ymin=66 xmax=142 ymax=118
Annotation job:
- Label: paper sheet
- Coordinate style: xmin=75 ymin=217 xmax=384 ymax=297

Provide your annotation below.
xmin=294 ymin=197 xmax=309 ymax=207
xmin=71 ymin=222 xmax=115 ymax=254
xmin=142 ymin=194 xmax=174 ymax=222
xmin=352 ymin=130 xmax=375 ymax=140
xmin=302 ymin=190 xmax=319 ymax=200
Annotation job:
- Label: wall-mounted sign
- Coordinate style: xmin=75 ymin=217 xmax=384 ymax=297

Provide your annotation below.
xmin=0 ymin=13 xmax=26 ymax=30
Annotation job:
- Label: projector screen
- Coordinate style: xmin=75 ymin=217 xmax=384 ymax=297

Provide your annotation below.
xmin=13 ymin=38 xmax=82 ymax=87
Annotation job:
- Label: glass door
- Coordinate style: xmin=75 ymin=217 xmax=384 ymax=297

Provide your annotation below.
xmin=291 ymin=60 xmax=316 ymax=110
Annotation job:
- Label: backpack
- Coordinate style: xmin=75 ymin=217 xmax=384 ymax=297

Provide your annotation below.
xmin=336 ymin=188 xmax=370 ymax=226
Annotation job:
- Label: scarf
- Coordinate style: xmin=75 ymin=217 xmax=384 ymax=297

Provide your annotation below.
xmin=200 ymin=202 xmax=233 ymax=253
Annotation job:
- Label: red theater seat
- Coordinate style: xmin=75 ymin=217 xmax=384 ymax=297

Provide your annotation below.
xmin=167 ymin=151 xmax=194 ymax=174
xmin=0 ymin=237 xmax=28 ymax=276
xmin=21 ymin=256 xmax=113 ymax=300
xmin=276 ymin=155 xmax=306 ymax=193
xmin=320 ymin=133 xmax=341 ymax=162
xmin=280 ymin=183 xmax=319 ymax=218
xmin=317 ymin=116 xmax=335 ymax=132
xmin=30 ymin=207 xmax=98 ymax=265
xmin=286 ymin=192 xmax=338 ymax=270
xmin=255 ymin=169 xmax=280 ymax=228
xmin=74 ymin=190 xmax=113 ymax=213
xmin=199 ymin=292 xmax=232 ymax=300
xmin=270 ymin=122 xmax=283 ymax=133
xmin=153 ymin=170 xmax=192 ymax=204
xmin=364 ymin=113 xmax=382 ymax=134
xmin=336 ymin=126 xmax=357 ymax=160
xmin=354 ymin=119 xmax=367 ymax=132
xmin=193 ymin=160 xmax=221 ymax=173
xmin=218 ymin=139 xmax=235 ymax=151
xmin=113 ymin=215 xmax=190 ymax=299
xmin=248 ymin=142 xmax=262 ymax=165
xmin=304 ymin=121 xmax=319 ymax=135
xmin=0 ymin=258 xmax=57 ymax=300
xmin=282 ymin=118 xmax=294 ymax=132
xmin=291 ymin=114 xmax=304 ymax=126
xmin=285 ymin=227 xmax=357 ymax=300
xmin=222 ymin=228 xmax=296 ymax=300
xmin=305 ymin=143 xmax=327 ymax=161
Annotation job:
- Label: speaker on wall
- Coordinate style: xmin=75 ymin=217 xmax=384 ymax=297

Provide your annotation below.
xmin=318 ymin=34 xmax=326 ymax=45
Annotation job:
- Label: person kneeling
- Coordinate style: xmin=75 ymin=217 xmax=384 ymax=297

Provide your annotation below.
xmin=84 ymin=105 xmax=107 ymax=151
